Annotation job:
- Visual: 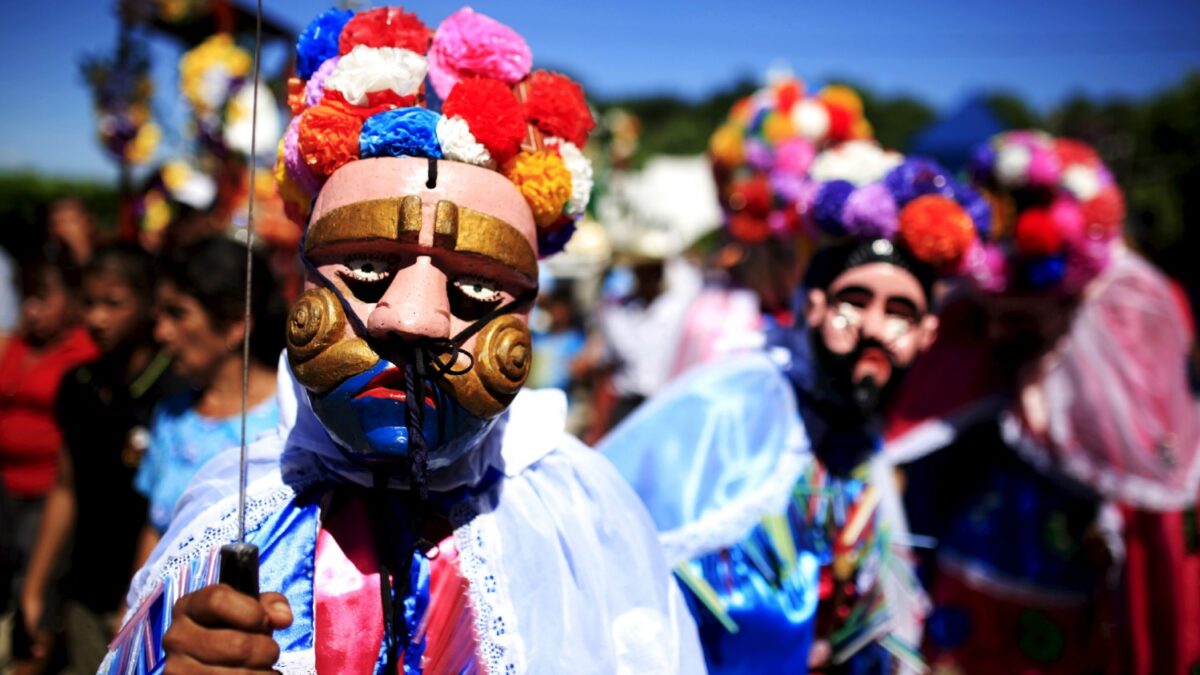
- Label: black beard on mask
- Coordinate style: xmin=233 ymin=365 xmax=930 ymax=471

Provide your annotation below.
xmin=809 ymin=331 xmax=907 ymax=422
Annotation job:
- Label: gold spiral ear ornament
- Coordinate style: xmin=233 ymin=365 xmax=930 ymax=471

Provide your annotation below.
xmin=475 ymin=315 xmax=532 ymax=396
xmin=286 ymin=287 xmax=379 ymax=393
xmin=286 ymin=288 xmax=345 ymax=362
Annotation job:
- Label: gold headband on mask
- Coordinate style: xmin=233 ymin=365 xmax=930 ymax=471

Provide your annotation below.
xmin=305 ymin=196 xmax=539 ymax=285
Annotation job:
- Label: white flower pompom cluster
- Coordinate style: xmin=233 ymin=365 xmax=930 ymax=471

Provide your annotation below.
xmin=790 ymin=99 xmax=830 ymax=141
xmin=436 ymin=115 xmax=495 ymax=169
xmin=548 ymin=137 xmax=593 ymax=219
xmin=325 ymin=45 xmax=427 ymax=106
xmin=809 ymin=140 xmax=902 ymax=186
xmin=994 ymin=144 xmax=1032 ymax=188
xmin=1062 ymin=164 xmax=1101 ymax=201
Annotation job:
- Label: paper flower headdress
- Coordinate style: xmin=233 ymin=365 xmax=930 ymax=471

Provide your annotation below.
xmin=709 ymin=76 xmax=875 ymax=244
xmin=807 ymin=142 xmax=991 ymax=277
xmin=276 ymin=6 xmax=595 ymax=256
xmin=966 ymin=130 xmax=1125 ymax=293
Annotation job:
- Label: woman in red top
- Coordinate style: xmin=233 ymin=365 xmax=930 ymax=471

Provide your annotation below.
xmin=0 ymin=249 xmax=97 ymax=626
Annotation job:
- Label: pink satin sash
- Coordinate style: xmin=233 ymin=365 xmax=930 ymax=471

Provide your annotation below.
xmin=313 ymin=496 xmax=484 ymax=674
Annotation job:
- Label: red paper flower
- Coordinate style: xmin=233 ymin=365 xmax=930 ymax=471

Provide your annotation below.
xmin=338 ymin=7 xmax=431 ymax=55
xmin=898 ymin=195 xmax=977 ymax=269
xmin=322 ymin=89 xmax=418 ymax=118
xmin=824 ymin=102 xmax=855 ymax=141
xmin=1053 ymin=138 xmax=1099 ymax=167
xmin=443 ymin=77 xmax=526 ymax=164
xmin=728 ymin=213 xmax=771 ymax=244
xmin=1014 ymin=208 xmax=1064 ymax=256
xmin=297 ymin=105 xmax=363 ymax=178
xmin=522 ymin=70 xmax=594 ymax=148
xmin=729 ymin=175 xmax=772 ymax=215
xmin=1081 ymin=185 xmax=1125 ymax=238
xmin=775 ymin=80 xmax=802 ymax=114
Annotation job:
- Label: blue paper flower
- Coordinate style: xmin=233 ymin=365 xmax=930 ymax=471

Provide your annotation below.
xmin=968 ymin=142 xmax=997 ymax=186
xmin=812 ymin=179 xmax=855 ymax=235
xmin=538 ymin=220 xmax=576 ymax=257
xmin=360 ymin=108 xmax=444 ymax=161
xmin=885 ymin=158 xmax=955 ymax=205
xmin=954 ymin=182 xmax=992 ymax=240
xmin=1023 ymin=255 xmax=1066 ymax=289
xmin=297 ymin=8 xmax=353 ymax=80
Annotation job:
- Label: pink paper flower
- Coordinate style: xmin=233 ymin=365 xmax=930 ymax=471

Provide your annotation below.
xmin=428 ymin=8 xmax=532 ymax=100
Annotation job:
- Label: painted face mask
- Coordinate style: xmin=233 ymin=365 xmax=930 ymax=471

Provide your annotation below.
xmin=806 ymin=256 xmax=935 ymax=417
xmin=287 ymin=156 xmax=539 ymax=475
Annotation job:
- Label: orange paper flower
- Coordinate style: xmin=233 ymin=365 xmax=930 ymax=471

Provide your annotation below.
xmin=297 ymin=104 xmax=363 ymax=178
xmin=898 ymin=194 xmax=977 ymax=268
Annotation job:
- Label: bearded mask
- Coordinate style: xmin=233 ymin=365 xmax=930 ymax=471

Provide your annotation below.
xmin=803 ymin=241 xmax=939 ymax=419
xmin=287 ymin=156 xmax=537 ymax=473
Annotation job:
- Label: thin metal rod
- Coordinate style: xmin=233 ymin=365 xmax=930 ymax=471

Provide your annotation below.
xmin=237 ymin=0 xmax=264 ymax=544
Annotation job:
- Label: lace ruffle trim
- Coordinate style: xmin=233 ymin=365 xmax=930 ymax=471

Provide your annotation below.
xmin=451 ymin=499 xmax=528 ymax=674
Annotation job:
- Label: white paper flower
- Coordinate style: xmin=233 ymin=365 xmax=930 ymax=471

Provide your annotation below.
xmin=1062 ymin=164 xmax=1101 ymax=201
xmin=436 ymin=115 xmax=494 ymax=168
xmin=548 ymin=137 xmax=593 ymax=218
xmin=809 ymin=140 xmax=902 ymax=186
xmin=324 ymin=45 xmax=427 ymax=106
xmin=995 ymin=144 xmax=1032 ymax=188
xmin=791 ymin=99 xmax=830 ymax=141
xmin=223 ymin=81 xmax=281 ymax=158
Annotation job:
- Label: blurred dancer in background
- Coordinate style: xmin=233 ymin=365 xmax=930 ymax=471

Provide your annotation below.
xmin=890 ymin=131 xmax=1199 ymax=674
xmin=603 ymin=129 xmax=993 ymax=672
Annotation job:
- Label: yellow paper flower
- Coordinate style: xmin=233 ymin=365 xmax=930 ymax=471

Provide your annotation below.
xmin=709 ymin=123 xmax=745 ymax=167
xmin=142 ymin=190 xmax=171 ymax=234
xmin=819 ymin=85 xmax=865 ymax=116
xmin=504 ymin=151 xmax=572 ymax=229
xmin=125 ymin=122 xmax=160 ymax=165
xmin=762 ymin=112 xmax=795 ymax=144
xmin=180 ymin=34 xmax=251 ymax=117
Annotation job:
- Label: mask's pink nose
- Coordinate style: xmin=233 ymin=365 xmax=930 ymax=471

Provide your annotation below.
xmin=367 ymin=257 xmax=451 ymax=342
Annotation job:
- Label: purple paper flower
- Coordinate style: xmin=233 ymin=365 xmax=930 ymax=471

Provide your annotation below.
xmin=842 ymin=183 xmax=898 ymax=239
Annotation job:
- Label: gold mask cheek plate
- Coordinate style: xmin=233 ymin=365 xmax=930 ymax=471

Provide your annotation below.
xmin=286 ymin=287 xmax=380 ymax=394
xmin=438 ymin=314 xmax=532 ymax=419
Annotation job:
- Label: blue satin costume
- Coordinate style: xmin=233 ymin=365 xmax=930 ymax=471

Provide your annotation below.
xmin=602 ymin=338 xmax=922 ymax=675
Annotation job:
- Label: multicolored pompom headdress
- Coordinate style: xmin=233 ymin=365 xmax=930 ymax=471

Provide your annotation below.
xmin=275 ymin=6 xmax=595 ymax=256
xmin=966 ymin=130 xmax=1125 ymax=294
xmin=803 ymin=142 xmax=990 ymax=289
xmin=708 ymin=76 xmax=874 ymax=243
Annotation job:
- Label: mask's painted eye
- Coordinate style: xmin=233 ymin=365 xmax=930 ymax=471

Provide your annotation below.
xmin=452 ymin=276 xmax=501 ymax=303
xmin=342 ymin=256 xmax=396 ymax=283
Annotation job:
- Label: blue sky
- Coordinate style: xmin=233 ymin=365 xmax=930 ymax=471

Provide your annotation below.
xmin=2 ymin=0 xmax=1198 ymax=179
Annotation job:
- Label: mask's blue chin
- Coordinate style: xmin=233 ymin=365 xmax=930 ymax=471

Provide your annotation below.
xmin=310 ymin=359 xmax=494 ymax=472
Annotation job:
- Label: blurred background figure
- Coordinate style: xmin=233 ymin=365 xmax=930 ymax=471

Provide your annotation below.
xmin=45 ymin=199 xmax=96 ymax=268
xmin=888 ymin=132 xmax=1200 ymax=675
xmin=132 ymin=236 xmax=282 ymax=562
xmin=527 ymin=283 xmax=588 ymax=433
xmin=0 ymin=249 xmax=98 ymax=672
xmin=19 ymin=245 xmax=178 ymax=673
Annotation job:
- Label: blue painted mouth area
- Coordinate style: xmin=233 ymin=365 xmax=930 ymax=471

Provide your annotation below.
xmin=310 ymin=359 xmax=497 ymax=472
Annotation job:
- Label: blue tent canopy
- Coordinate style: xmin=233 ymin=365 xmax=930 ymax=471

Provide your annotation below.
xmin=910 ymin=95 xmax=1004 ymax=173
